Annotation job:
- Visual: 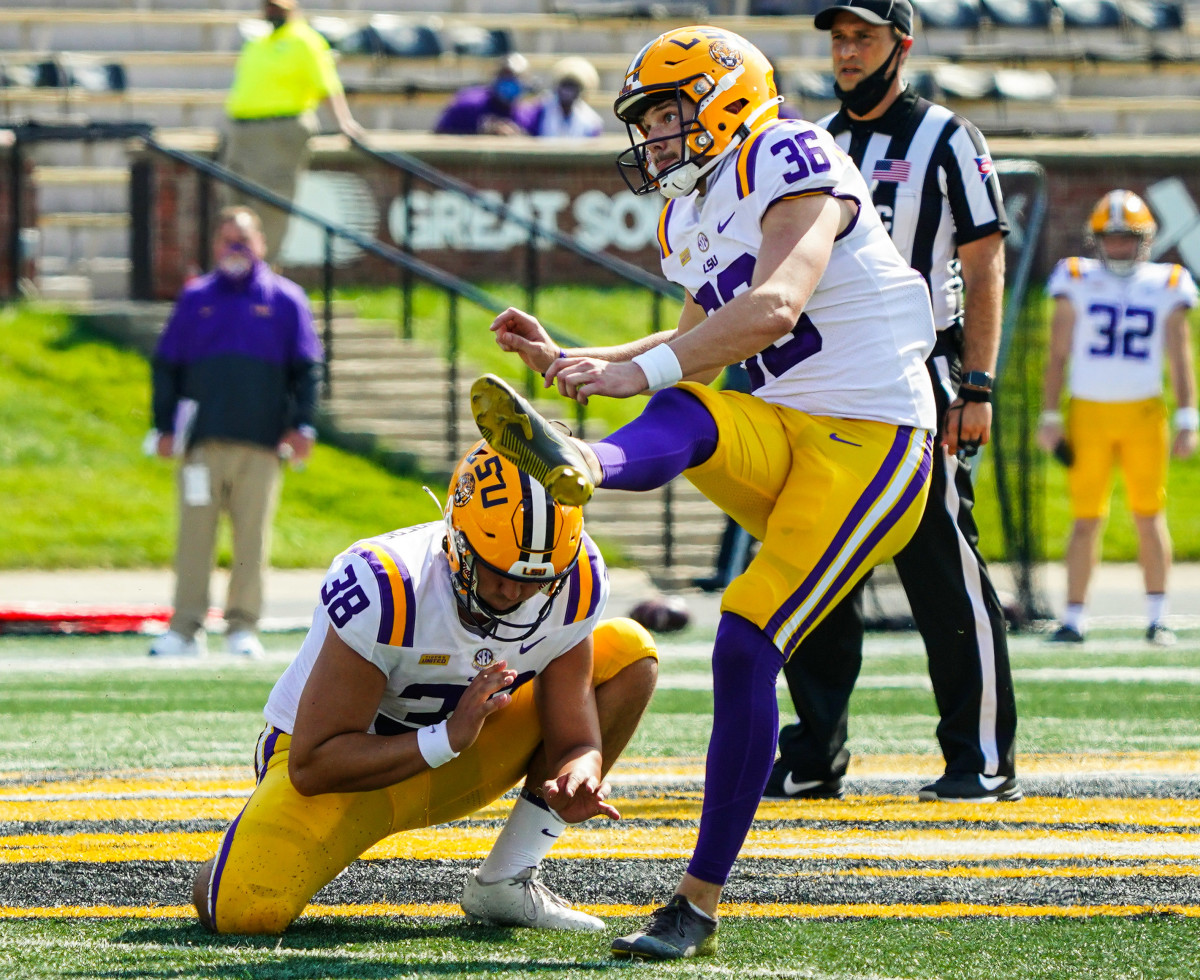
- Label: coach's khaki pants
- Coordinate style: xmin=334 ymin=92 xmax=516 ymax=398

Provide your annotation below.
xmin=221 ymin=113 xmax=316 ymax=261
xmin=170 ymin=440 xmax=282 ymax=638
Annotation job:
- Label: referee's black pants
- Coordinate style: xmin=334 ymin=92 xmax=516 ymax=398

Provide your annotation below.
xmin=775 ymin=356 xmax=1018 ymax=782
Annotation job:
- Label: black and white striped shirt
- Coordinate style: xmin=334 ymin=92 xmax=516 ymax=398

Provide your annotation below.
xmin=818 ymin=88 xmax=1008 ymax=334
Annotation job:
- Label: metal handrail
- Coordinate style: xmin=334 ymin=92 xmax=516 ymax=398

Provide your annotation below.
xmin=139 ymin=134 xmax=589 ymax=469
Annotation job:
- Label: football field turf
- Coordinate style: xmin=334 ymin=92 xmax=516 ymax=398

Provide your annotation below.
xmin=2 ymin=627 xmax=1199 ymax=979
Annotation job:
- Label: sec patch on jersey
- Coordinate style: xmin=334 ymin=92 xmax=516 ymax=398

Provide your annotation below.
xmin=628 ymin=596 xmax=691 ymax=633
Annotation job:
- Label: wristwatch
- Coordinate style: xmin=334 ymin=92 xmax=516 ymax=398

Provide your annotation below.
xmin=958 ymin=371 xmax=993 ymax=403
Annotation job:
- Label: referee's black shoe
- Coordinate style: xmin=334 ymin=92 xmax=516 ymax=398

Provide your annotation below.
xmin=918 ymin=773 xmax=1023 ymax=803
xmin=762 ymin=765 xmax=845 ymax=800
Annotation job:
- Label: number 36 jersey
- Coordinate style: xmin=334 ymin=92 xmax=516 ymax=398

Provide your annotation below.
xmin=659 ymin=117 xmax=936 ymax=429
xmin=263 ymin=521 xmax=609 ymax=735
xmin=1048 ymin=256 xmax=1198 ymax=402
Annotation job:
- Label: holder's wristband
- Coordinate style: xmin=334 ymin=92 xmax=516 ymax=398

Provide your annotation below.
xmin=632 ymin=344 xmax=683 ymax=392
xmin=1039 ymin=410 xmax=1064 ymax=426
xmin=416 ymin=721 xmax=459 ymax=768
xmin=541 ymin=349 xmax=566 ymax=378
xmin=1175 ymin=406 xmax=1199 ymax=431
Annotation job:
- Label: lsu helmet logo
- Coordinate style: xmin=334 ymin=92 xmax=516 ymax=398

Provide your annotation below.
xmin=709 ymin=40 xmax=743 ymax=70
xmin=453 ymin=472 xmax=475 ymax=507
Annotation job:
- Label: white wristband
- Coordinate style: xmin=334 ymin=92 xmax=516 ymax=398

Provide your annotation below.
xmin=416 ymin=721 xmax=459 ymax=768
xmin=1039 ymin=410 xmax=1063 ymax=426
xmin=1175 ymin=406 xmax=1199 ymax=431
xmin=632 ymin=344 xmax=683 ymax=392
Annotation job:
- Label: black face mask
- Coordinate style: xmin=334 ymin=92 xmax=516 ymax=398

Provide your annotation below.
xmin=835 ymin=39 xmax=903 ymax=117
xmin=265 ymin=12 xmax=287 ymax=30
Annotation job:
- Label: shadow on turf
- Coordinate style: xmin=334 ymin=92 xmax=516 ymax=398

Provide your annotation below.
xmin=108 ymin=920 xmax=621 ymax=975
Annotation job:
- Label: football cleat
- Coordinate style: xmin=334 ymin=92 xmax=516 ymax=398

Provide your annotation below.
xmin=470 ymin=374 xmax=594 ymax=506
xmin=226 ymin=630 xmax=264 ymax=659
xmin=1146 ymin=623 xmax=1177 ymax=647
xmin=917 ymin=773 xmax=1023 ymax=803
xmin=611 ymin=895 xmax=718 ymax=960
xmin=148 ymin=630 xmax=207 ymax=658
xmin=1047 ymin=624 xmax=1085 ymax=644
xmin=460 ymin=867 xmax=604 ymax=932
xmin=762 ymin=769 xmax=845 ymax=801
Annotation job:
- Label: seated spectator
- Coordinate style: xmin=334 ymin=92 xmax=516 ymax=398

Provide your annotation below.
xmin=434 ymin=53 xmax=537 ymax=136
xmin=530 ymin=57 xmax=605 ymax=138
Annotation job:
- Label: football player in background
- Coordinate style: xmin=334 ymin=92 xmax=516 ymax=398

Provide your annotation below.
xmin=1038 ymin=190 xmax=1198 ymax=645
xmin=191 ymin=441 xmax=658 ymax=934
xmin=471 ymin=25 xmax=936 ymax=960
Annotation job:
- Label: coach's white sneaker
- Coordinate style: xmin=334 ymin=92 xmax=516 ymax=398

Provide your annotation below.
xmin=226 ymin=630 xmax=264 ymax=659
xmin=148 ymin=630 xmax=206 ymax=658
xmin=461 ymin=867 xmax=604 ymax=932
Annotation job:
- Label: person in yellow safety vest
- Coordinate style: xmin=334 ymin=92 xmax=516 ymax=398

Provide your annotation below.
xmin=222 ymin=0 xmax=364 ymax=260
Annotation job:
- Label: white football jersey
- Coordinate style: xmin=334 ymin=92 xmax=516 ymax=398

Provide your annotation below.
xmin=659 ymin=117 xmax=936 ymax=429
xmin=1048 ymin=257 xmax=1198 ymax=402
xmin=263 ymin=521 xmax=609 ymax=735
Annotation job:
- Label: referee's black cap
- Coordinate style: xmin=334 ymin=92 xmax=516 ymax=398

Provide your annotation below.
xmin=814 ymin=0 xmax=914 ymax=35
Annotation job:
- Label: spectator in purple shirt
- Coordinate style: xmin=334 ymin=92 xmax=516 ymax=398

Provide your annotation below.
xmin=434 ymin=53 xmax=538 ymax=136
xmin=148 ymin=206 xmax=324 ymax=660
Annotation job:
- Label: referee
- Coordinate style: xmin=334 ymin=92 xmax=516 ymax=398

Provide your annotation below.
xmin=222 ymin=0 xmax=363 ymax=260
xmin=766 ymin=0 xmax=1019 ymax=803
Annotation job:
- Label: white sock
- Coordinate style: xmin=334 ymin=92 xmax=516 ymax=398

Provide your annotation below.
xmin=1146 ymin=593 xmax=1167 ymax=628
xmin=1062 ymin=603 xmax=1085 ymax=632
xmin=476 ymin=788 xmax=567 ymax=884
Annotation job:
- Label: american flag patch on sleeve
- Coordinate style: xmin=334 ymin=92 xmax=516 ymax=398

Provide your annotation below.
xmin=872 ymin=158 xmax=911 ymax=182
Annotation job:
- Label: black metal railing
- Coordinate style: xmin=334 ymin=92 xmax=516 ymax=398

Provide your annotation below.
xmin=139 ymin=135 xmax=591 ymax=472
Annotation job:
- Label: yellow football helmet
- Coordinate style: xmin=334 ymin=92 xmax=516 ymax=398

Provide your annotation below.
xmin=1085 ymin=189 xmax=1157 ymax=276
xmin=444 ymin=440 xmax=584 ymax=639
xmin=614 ymin=25 xmax=781 ymax=198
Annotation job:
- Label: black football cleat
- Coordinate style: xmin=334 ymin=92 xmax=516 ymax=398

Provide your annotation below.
xmin=470 ymin=374 xmax=594 ymax=506
xmin=1146 ymin=623 xmax=1177 ymax=647
xmin=918 ymin=773 xmax=1023 ymax=803
xmin=1047 ymin=624 xmax=1085 ymax=644
xmin=762 ymin=766 xmax=845 ymax=800
xmin=611 ymin=895 xmax=718 ymax=960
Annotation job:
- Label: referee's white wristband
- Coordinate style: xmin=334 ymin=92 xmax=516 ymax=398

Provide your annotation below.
xmin=416 ymin=721 xmax=459 ymax=768
xmin=1176 ymin=406 xmax=1200 ymax=431
xmin=1039 ymin=410 xmax=1063 ymax=426
xmin=632 ymin=344 xmax=683 ymax=393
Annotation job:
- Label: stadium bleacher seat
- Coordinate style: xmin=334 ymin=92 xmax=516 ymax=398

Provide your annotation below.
xmin=342 ymin=15 xmax=444 ymax=59
xmin=913 ymin=0 xmax=983 ymax=30
xmin=1121 ymin=0 xmax=1184 ymax=30
xmin=992 ymin=67 xmax=1058 ymax=100
xmin=444 ymin=25 xmax=513 ymax=59
xmin=1055 ymin=0 xmax=1123 ymax=28
xmin=930 ymin=63 xmax=995 ymax=99
xmin=979 ymin=0 xmax=1055 ymax=28
xmin=549 ymin=0 xmax=713 ymax=18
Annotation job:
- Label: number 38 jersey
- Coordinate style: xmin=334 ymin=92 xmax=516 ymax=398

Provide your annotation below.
xmin=1048 ymin=256 xmax=1198 ymax=402
xmin=263 ymin=521 xmax=608 ymax=735
xmin=659 ymin=117 xmax=936 ymax=429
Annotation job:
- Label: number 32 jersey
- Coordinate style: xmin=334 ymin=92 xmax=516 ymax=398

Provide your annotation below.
xmin=658 ymin=117 xmax=936 ymax=429
xmin=1048 ymin=256 xmax=1198 ymax=402
xmin=263 ymin=522 xmax=608 ymax=735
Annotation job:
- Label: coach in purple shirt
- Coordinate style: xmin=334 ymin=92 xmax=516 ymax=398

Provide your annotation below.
xmin=149 ymin=205 xmax=324 ymax=660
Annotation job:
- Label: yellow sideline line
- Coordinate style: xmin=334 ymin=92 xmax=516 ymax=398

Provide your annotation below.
xmin=6 ymin=825 xmax=1200 ymax=863
xmin=5 ymin=795 xmax=1200 ymax=827
xmin=2 ymin=902 xmax=1199 ymax=921
xmin=5 ymin=750 xmax=1200 ymax=797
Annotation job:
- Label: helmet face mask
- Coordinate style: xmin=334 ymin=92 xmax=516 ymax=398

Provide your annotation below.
xmin=1085 ymin=189 xmax=1157 ymax=277
xmin=444 ymin=441 xmax=583 ymax=641
xmin=615 ymin=26 xmax=781 ymax=198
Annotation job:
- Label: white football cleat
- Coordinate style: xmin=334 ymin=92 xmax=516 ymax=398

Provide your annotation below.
xmin=148 ymin=630 xmax=207 ymax=658
xmin=461 ymin=867 xmax=604 ymax=932
xmin=226 ymin=630 xmax=264 ymax=659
